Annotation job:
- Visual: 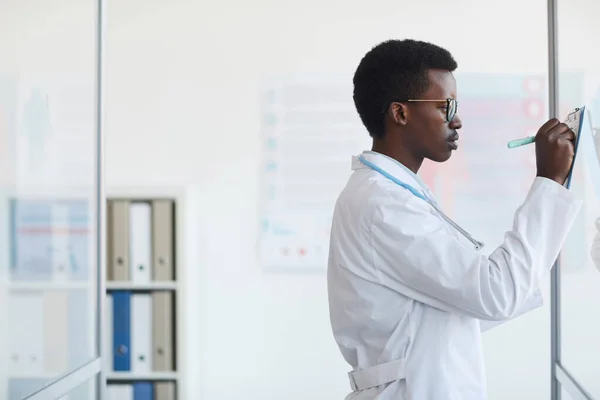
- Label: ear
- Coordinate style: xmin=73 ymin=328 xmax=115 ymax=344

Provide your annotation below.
xmin=389 ymin=102 xmax=408 ymax=126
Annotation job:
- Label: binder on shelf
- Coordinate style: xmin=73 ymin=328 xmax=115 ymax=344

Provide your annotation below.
xmin=104 ymin=194 xmax=180 ymax=399
xmin=107 ymin=383 xmax=133 ymax=400
xmin=68 ymin=288 xmax=92 ymax=368
xmin=112 ymin=291 xmax=131 ymax=371
xmin=43 ymin=291 xmax=69 ymax=373
xmin=133 ymin=382 xmax=154 ymax=400
xmin=152 ymin=200 xmax=174 ymax=281
xmin=8 ymin=292 xmax=45 ymax=374
xmin=155 ymin=382 xmax=176 ymax=400
xmin=152 ymin=292 xmax=174 ymax=371
xmin=108 ymin=201 xmax=130 ymax=281
xmin=132 ymin=293 xmax=153 ymax=372
xmin=106 ymin=292 xmax=113 ymax=370
xmin=130 ymin=202 xmax=152 ymax=283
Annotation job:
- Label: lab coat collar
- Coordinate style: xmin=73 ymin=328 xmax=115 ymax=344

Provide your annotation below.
xmin=351 ymin=150 xmax=436 ymax=202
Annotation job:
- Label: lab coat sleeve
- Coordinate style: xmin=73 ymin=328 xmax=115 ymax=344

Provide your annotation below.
xmin=370 ymin=176 xmax=581 ymax=321
xmin=479 ymin=287 xmax=543 ymax=332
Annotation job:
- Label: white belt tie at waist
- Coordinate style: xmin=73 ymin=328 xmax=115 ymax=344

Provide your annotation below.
xmin=348 ymin=359 xmax=406 ymax=392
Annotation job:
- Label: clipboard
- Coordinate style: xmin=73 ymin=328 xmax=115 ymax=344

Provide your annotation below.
xmin=575 ymin=107 xmax=600 ymax=199
xmin=563 ymin=106 xmax=586 ymax=189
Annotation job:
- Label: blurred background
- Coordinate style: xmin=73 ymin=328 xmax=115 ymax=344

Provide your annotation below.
xmin=1 ymin=0 xmax=600 ymax=398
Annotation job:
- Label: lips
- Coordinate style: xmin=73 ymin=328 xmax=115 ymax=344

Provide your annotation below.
xmin=447 ymin=134 xmax=459 ymax=150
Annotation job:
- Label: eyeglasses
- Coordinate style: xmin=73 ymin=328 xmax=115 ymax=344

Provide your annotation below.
xmin=382 ymin=98 xmax=458 ymax=122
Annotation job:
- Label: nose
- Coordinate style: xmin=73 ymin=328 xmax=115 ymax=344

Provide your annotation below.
xmin=450 ymin=114 xmax=462 ymax=129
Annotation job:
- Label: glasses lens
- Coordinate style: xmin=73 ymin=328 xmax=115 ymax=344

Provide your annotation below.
xmin=448 ymin=99 xmax=457 ymax=122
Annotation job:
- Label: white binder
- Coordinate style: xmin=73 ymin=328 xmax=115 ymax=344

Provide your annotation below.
xmin=131 ymin=293 xmax=153 ymax=372
xmin=43 ymin=291 xmax=69 ymax=373
xmin=107 ymin=383 xmax=133 ymax=400
xmin=129 ymin=202 xmax=152 ymax=283
xmin=9 ymin=292 xmax=44 ymax=375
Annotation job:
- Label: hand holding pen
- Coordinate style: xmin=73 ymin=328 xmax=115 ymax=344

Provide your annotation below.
xmin=532 ymin=118 xmax=576 ymax=185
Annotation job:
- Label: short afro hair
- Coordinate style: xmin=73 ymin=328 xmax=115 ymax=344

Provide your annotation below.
xmin=352 ymin=39 xmax=458 ymax=138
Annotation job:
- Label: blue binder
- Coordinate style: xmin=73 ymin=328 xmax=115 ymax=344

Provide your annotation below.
xmin=112 ymin=290 xmax=131 ymax=371
xmin=133 ymin=382 xmax=154 ymax=400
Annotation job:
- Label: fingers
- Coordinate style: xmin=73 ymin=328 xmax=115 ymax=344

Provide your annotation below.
xmin=536 ymin=118 xmax=564 ymax=140
xmin=562 ymin=140 xmax=575 ymax=156
xmin=547 ymin=122 xmax=572 ymax=140
xmin=559 ymin=129 xmax=576 ymax=142
xmin=558 ymin=136 xmax=576 ymax=160
xmin=538 ymin=118 xmax=560 ymax=134
xmin=537 ymin=118 xmax=577 ymax=138
xmin=537 ymin=117 xmax=576 ymax=154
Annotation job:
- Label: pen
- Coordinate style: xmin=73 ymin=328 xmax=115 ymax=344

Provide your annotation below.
xmin=507 ymin=136 xmax=535 ymax=149
xmin=508 ymin=107 xmax=582 ymax=149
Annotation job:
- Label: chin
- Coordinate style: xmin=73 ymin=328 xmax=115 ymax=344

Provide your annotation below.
xmin=428 ymin=150 xmax=453 ymax=163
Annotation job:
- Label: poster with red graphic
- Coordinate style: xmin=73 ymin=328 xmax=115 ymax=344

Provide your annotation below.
xmin=257 ymin=73 xmax=564 ymax=271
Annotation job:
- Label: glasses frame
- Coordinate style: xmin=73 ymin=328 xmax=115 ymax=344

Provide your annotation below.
xmin=382 ymin=98 xmax=458 ymax=122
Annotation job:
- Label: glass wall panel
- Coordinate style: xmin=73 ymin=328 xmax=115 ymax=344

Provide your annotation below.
xmin=60 ymin=374 xmax=98 ymax=400
xmin=0 ymin=0 xmax=100 ymax=399
xmin=557 ymin=0 xmax=600 ymax=397
xmin=561 ymin=386 xmax=576 ymax=400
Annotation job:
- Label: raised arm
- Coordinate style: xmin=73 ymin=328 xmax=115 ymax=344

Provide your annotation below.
xmin=370 ymin=176 xmax=580 ymax=321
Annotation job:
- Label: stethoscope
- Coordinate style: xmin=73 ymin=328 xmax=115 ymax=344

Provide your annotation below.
xmin=358 ymin=155 xmax=485 ymax=251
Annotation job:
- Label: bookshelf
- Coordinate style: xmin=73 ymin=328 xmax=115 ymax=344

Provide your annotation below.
xmin=0 ymin=185 xmax=98 ymax=400
xmin=104 ymin=186 xmax=191 ymax=400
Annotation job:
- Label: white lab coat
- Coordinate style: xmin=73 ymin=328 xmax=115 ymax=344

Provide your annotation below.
xmin=327 ymin=151 xmax=582 ymax=400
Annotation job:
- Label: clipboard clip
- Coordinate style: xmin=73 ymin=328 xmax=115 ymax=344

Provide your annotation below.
xmin=565 ymin=107 xmax=581 ymax=128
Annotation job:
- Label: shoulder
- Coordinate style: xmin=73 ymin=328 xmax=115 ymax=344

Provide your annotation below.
xmin=334 ymin=169 xmax=429 ymax=225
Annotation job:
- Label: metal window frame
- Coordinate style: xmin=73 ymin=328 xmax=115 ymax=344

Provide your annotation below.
xmin=548 ymin=0 xmax=595 ymax=398
xmin=556 ymin=363 xmax=595 ymax=400
xmin=19 ymin=0 xmax=107 ymax=398
xmin=548 ymin=0 xmax=561 ymax=395
xmin=95 ymin=0 xmax=107 ymax=397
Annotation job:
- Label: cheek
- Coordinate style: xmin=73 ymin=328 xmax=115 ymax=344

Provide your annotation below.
xmin=426 ymin=113 xmax=447 ymax=133
xmin=434 ymin=108 xmax=447 ymax=122
xmin=415 ymin=108 xmax=445 ymax=125
xmin=419 ymin=106 xmax=445 ymax=122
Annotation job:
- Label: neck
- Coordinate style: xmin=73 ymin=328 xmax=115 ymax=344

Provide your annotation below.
xmin=371 ymin=139 xmax=423 ymax=174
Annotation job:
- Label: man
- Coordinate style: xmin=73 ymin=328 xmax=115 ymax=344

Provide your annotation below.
xmin=327 ymin=39 xmax=581 ymax=399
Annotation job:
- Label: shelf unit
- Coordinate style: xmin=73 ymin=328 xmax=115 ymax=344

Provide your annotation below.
xmin=104 ymin=186 xmax=190 ymax=400
xmin=106 ymin=282 xmax=177 ymax=291
xmin=0 ymin=185 xmax=99 ymax=400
